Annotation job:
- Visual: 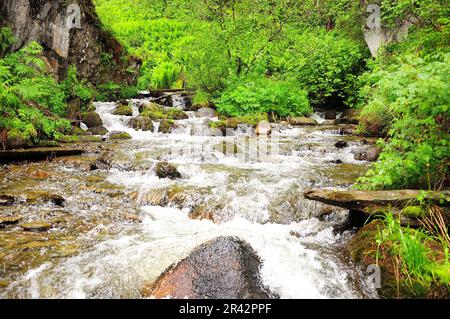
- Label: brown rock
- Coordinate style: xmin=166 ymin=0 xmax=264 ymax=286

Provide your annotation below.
xmin=143 ymin=236 xmax=273 ymax=299
xmin=82 ymin=112 xmax=103 ymax=128
xmin=288 ymin=117 xmax=317 ymax=126
xmin=354 ymin=147 xmax=382 ymax=162
xmin=255 ymin=121 xmax=272 ymax=136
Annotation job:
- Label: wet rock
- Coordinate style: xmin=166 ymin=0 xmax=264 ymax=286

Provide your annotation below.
xmin=3 ymin=133 xmax=34 ymax=150
xmin=158 ymin=120 xmax=173 ymax=134
xmin=329 ymin=159 xmax=343 ymax=164
xmin=128 ymin=117 xmax=154 ymax=131
xmin=354 ymin=147 xmax=382 ymax=162
xmin=334 ymin=141 xmax=348 ymax=149
xmin=108 ymin=131 xmax=132 ymax=140
xmin=288 ymin=117 xmax=317 ymax=126
xmin=196 ymin=107 xmax=217 ymax=118
xmin=0 ymin=195 xmax=15 ymax=206
xmin=338 ymin=109 xmax=360 ymax=125
xmin=139 ymin=101 xmax=160 ymax=113
xmin=155 ymin=162 xmax=182 ymax=179
xmin=0 ymin=148 xmax=84 ymax=163
xmin=189 ymin=205 xmax=215 ymax=222
xmin=142 ymin=236 xmax=273 ymax=299
xmin=213 ymin=141 xmax=241 ymax=155
xmin=113 ymin=104 xmax=133 ymax=116
xmin=0 ymin=216 xmax=22 ymax=227
xmin=81 ymin=112 xmax=103 ymax=128
xmin=20 ymin=222 xmax=52 ymax=232
xmin=90 ymin=153 xmax=113 ymax=170
xmin=88 ymin=126 xmax=109 ymax=136
xmin=71 ymin=126 xmax=92 ymax=136
xmin=207 ymin=128 xmax=224 ymax=137
xmin=255 ymin=121 xmax=272 ymax=136
xmin=323 ymin=110 xmax=337 ymax=119
xmin=335 ymin=124 xmax=357 ymax=135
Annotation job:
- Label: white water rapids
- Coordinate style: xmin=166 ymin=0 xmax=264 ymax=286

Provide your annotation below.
xmin=3 ymin=98 xmax=378 ymax=299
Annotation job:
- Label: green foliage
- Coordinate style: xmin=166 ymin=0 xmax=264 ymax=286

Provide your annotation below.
xmin=376 ymin=212 xmax=450 ymax=290
xmin=216 ymin=76 xmax=311 ymax=118
xmin=62 ymin=66 xmax=95 ymax=105
xmin=95 ymin=82 xmax=139 ymax=101
xmin=0 ymin=39 xmax=70 ymax=146
xmin=192 ymin=91 xmax=211 ymax=108
xmin=150 ymin=62 xmax=181 ymax=89
xmin=267 ymin=28 xmax=366 ymax=106
xmin=0 ymin=27 xmax=15 ymax=57
xmin=356 ymin=53 xmax=449 ymax=190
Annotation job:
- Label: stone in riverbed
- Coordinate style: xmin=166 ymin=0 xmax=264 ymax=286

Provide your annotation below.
xmin=113 ymin=104 xmax=133 ymax=116
xmin=158 ymin=120 xmax=173 ymax=134
xmin=128 ymin=117 xmax=154 ymax=131
xmin=20 ymin=222 xmax=52 ymax=232
xmin=155 ymin=162 xmax=182 ymax=179
xmin=81 ymin=112 xmax=103 ymax=128
xmin=288 ymin=117 xmax=317 ymax=126
xmin=354 ymin=146 xmax=382 ymax=162
xmin=334 ymin=141 xmax=348 ymax=148
xmin=142 ymin=236 xmax=273 ymax=299
xmin=0 ymin=216 xmax=22 ymax=227
xmin=255 ymin=120 xmax=272 ymax=136
xmin=196 ymin=107 xmax=217 ymax=118
xmin=88 ymin=126 xmax=109 ymax=136
xmin=108 ymin=131 xmax=132 ymax=140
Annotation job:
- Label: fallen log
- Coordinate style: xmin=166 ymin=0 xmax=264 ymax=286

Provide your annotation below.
xmin=304 ymin=189 xmax=450 ymax=227
xmin=0 ymin=147 xmax=84 ymax=163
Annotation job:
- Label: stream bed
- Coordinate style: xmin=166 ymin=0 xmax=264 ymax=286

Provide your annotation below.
xmin=0 ymin=98 xmax=378 ymax=298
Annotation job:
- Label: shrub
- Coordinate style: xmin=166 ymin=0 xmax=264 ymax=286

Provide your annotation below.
xmin=357 ymin=53 xmax=450 ymax=190
xmin=216 ymin=76 xmax=311 ymax=118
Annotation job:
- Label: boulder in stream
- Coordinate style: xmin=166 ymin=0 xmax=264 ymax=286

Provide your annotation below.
xmin=88 ymin=126 xmax=109 ymax=136
xmin=255 ymin=121 xmax=272 ymax=136
xmin=155 ymin=162 xmax=182 ymax=179
xmin=81 ymin=112 xmax=103 ymax=128
xmin=113 ymin=104 xmax=133 ymax=116
xmin=158 ymin=120 xmax=174 ymax=134
xmin=108 ymin=131 xmax=132 ymax=140
xmin=354 ymin=146 xmax=382 ymax=162
xmin=128 ymin=117 xmax=154 ymax=131
xmin=196 ymin=107 xmax=217 ymax=118
xmin=288 ymin=117 xmax=318 ymax=126
xmin=142 ymin=236 xmax=273 ymax=299
xmin=334 ymin=141 xmax=348 ymax=149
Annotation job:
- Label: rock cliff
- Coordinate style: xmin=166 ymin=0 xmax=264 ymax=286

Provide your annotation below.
xmin=0 ymin=0 xmax=140 ymax=85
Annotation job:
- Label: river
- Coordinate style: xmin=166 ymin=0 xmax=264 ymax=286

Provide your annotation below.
xmin=0 ymin=96 xmax=378 ymax=298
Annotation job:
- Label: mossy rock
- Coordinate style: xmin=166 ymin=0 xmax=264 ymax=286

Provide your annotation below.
xmin=113 ymin=105 xmax=133 ymax=116
xmin=108 ymin=131 xmax=132 ymax=140
xmin=128 ymin=117 xmax=154 ymax=131
xmin=81 ymin=112 xmax=103 ymax=128
xmin=401 ymin=206 xmax=425 ymax=218
xmin=4 ymin=129 xmax=34 ymax=150
xmin=79 ymin=136 xmax=103 ymax=143
xmin=36 ymin=140 xmax=60 ymax=148
xmin=88 ymin=126 xmax=109 ymax=136
xmin=347 ymin=221 xmax=450 ymax=299
xmin=158 ymin=120 xmax=173 ymax=134
xmin=20 ymin=222 xmax=52 ymax=232
xmin=57 ymin=135 xmax=80 ymax=143
xmin=72 ymin=126 xmax=92 ymax=136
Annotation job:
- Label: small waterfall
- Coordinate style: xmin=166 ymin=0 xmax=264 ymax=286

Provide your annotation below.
xmin=171 ymin=94 xmax=186 ymax=109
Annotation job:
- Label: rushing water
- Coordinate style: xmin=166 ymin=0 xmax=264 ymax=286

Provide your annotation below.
xmin=1 ymin=97 xmax=377 ymax=299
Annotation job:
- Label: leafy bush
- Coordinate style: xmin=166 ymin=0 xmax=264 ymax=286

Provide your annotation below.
xmin=357 ymin=53 xmax=449 ymax=190
xmin=150 ymin=61 xmax=181 ymax=89
xmin=268 ymin=28 xmax=366 ymax=106
xmin=95 ymin=82 xmax=139 ymax=101
xmin=216 ymin=76 xmax=311 ymax=118
xmin=62 ymin=66 xmax=95 ymax=104
xmin=0 ymin=39 xmax=74 ymax=146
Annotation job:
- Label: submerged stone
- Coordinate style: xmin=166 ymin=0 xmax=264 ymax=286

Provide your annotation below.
xmin=20 ymin=222 xmax=52 ymax=232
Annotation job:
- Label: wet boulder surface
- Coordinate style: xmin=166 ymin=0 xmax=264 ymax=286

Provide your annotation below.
xmin=143 ymin=236 xmax=274 ymax=299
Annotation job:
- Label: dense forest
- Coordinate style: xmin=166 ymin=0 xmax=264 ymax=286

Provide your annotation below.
xmin=0 ymin=0 xmax=449 ymax=299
